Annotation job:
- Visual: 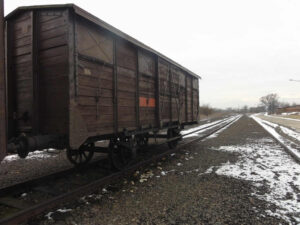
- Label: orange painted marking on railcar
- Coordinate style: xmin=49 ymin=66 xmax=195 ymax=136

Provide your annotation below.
xmin=148 ymin=98 xmax=155 ymax=107
xmin=139 ymin=97 xmax=155 ymax=107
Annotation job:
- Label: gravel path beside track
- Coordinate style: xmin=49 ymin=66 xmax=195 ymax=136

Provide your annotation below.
xmin=34 ymin=116 xmax=288 ymax=225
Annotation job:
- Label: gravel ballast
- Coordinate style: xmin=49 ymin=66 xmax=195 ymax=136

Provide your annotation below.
xmin=33 ymin=116 xmax=290 ymax=225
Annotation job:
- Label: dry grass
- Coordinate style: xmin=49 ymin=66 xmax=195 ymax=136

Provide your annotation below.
xmin=280 ymin=115 xmax=300 ymax=120
xmin=199 ymin=112 xmax=229 ymax=121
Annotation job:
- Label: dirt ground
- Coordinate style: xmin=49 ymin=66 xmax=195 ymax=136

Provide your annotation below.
xmin=34 ymin=116 xmax=288 ymax=225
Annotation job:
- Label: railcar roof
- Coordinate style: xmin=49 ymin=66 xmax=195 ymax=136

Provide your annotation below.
xmin=6 ymin=4 xmax=201 ymax=79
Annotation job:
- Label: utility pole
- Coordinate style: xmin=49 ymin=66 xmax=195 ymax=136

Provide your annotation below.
xmin=0 ymin=0 xmax=6 ymax=162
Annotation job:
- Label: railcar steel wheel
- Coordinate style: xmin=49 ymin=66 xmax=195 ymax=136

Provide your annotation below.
xmin=137 ymin=134 xmax=149 ymax=147
xmin=167 ymin=129 xmax=180 ymax=149
xmin=67 ymin=143 xmax=94 ymax=166
xmin=109 ymin=138 xmax=137 ymax=170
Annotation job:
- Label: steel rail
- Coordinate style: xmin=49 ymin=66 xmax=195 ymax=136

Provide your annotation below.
xmin=252 ymin=116 xmax=300 ymax=163
xmin=0 ymin=116 xmax=239 ymax=225
xmin=0 ymin=117 xmax=230 ymax=197
xmin=0 ymin=156 xmax=107 ymax=197
xmin=0 ymin=117 xmax=233 ymax=196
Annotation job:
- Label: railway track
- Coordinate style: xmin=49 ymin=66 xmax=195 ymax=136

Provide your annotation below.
xmin=0 ymin=116 xmax=239 ymax=225
xmin=251 ymin=115 xmax=300 ymax=163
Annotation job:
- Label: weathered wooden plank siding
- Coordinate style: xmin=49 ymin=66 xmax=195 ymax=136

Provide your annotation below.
xmin=0 ymin=0 xmax=6 ymax=161
xmin=138 ymin=50 xmax=156 ymax=127
xmin=193 ymin=77 xmax=199 ymax=120
xmin=38 ymin=9 xmax=69 ymax=134
xmin=158 ymin=58 xmax=171 ymax=123
xmin=116 ymin=40 xmax=137 ymax=131
xmin=8 ymin=11 xmax=33 ymax=133
xmin=186 ymin=75 xmax=193 ymax=122
xmin=76 ymin=18 xmax=114 ymax=134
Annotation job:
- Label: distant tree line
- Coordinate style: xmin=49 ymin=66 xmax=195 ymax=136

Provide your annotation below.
xmin=199 ymin=93 xmax=297 ymax=116
xmin=199 ymin=104 xmax=214 ymax=117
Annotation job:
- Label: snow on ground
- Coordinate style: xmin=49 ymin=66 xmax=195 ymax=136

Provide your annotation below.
xmin=182 ymin=115 xmax=241 ymax=138
xmin=252 ymin=115 xmax=300 ymax=160
xmin=266 ymin=114 xmax=300 ymax=122
xmin=282 ymin=112 xmax=300 ymax=116
xmin=203 ymin=137 xmax=300 ymax=224
xmin=2 ymin=150 xmax=57 ymax=163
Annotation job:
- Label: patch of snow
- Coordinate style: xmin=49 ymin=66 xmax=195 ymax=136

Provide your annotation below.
xmin=21 ymin=193 xmax=27 ymax=198
xmin=281 ymin=112 xmax=300 ymax=116
xmin=45 ymin=212 xmax=54 ymax=220
xmin=280 ymin=126 xmax=300 ymax=141
xmin=181 ymin=116 xmax=236 ymax=138
xmin=2 ymin=150 xmax=56 ymax=162
xmin=252 ymin=115 xmax=300 ymax=160
xmin=176 ymin=163 xmax=183 ymax=166
xmin=208 ymin=138 xmax=300 ymax=224
xmin=266 ymin=114 xmax=300 ymax=122
xmin=102 ymin=188 xmax=108 ymax=193
xmin=57 ymin=208 xmax=72 ymax=213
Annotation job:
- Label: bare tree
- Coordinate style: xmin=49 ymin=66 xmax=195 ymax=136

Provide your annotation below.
xmin=260 ymin=93 xmax=279 ymax=114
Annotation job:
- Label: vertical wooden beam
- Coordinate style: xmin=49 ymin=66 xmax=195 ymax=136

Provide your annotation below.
xmin=185 ymin=74 xmax=188 ymax=122
xmin=197 ymin=78 xmax=199 ymax=121
xmin=6 ymin=11 xmax=15 ymax=140
xmin=113 ymin=38 xmax=118 ymax=133
xmin=155 ymin=55 xmax=160 ymax=128
xmin=169 ymin=65 xmax=172 ymax=124
xmin=0 ymin=0 xmax=6 ymax=161
xmin=68 ymin=8 xmax=77 ymax=148
xmin=191 ymin=77 xmax=194 ymax=121
xmin=135 ymin=48 xmax=140 ymax=128
xmin=32 ymin=10 xmax=39 ymax=134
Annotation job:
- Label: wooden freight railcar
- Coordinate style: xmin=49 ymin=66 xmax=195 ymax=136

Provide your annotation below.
xmin=2 ymin=4 xmax=200 ymax=168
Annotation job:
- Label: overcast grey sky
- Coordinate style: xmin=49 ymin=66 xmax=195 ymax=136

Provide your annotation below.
xmin=5 ymin=0 xmax=300 ymax=109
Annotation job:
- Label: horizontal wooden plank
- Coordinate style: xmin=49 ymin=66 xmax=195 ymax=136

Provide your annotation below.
xmin=82 ymin=114 xmax=113 ymax=123
xmin=78 ymin=105 xmax=114 ymax=116
xmin=78 ymin=87 xmax=113 ymax=98
xmin=14 ymin=35 xmax=31 ymax=48
xmin=77 ymin=96 xmax=113 ymax=106
xmin=39 ymin=63 xmax=68 ymax=78
xmin=39 ymin=45 xmax=68 ymax=59
xmin=117 ymin=90 xmax=136 ymax=99
xmin=13 ymin=44 xmax=31 ymax=56
xmin=39 ymin=35 xmax=67 ymax=50
xmin=39 ymin=56 xmax=68 ymax=67
xmin=13 ymin=54 xmax=31 ymax=65
xmin=39 ymin=16 xmax=67 ymax=32
xmin=39 ymin=25 xmax=67 ymax=41
xmin=78 ymin=75 xmax=113 ymax=90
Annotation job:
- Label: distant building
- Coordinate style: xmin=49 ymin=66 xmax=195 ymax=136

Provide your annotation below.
xmin=276 ymin=105 xmax=300 ymax=114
